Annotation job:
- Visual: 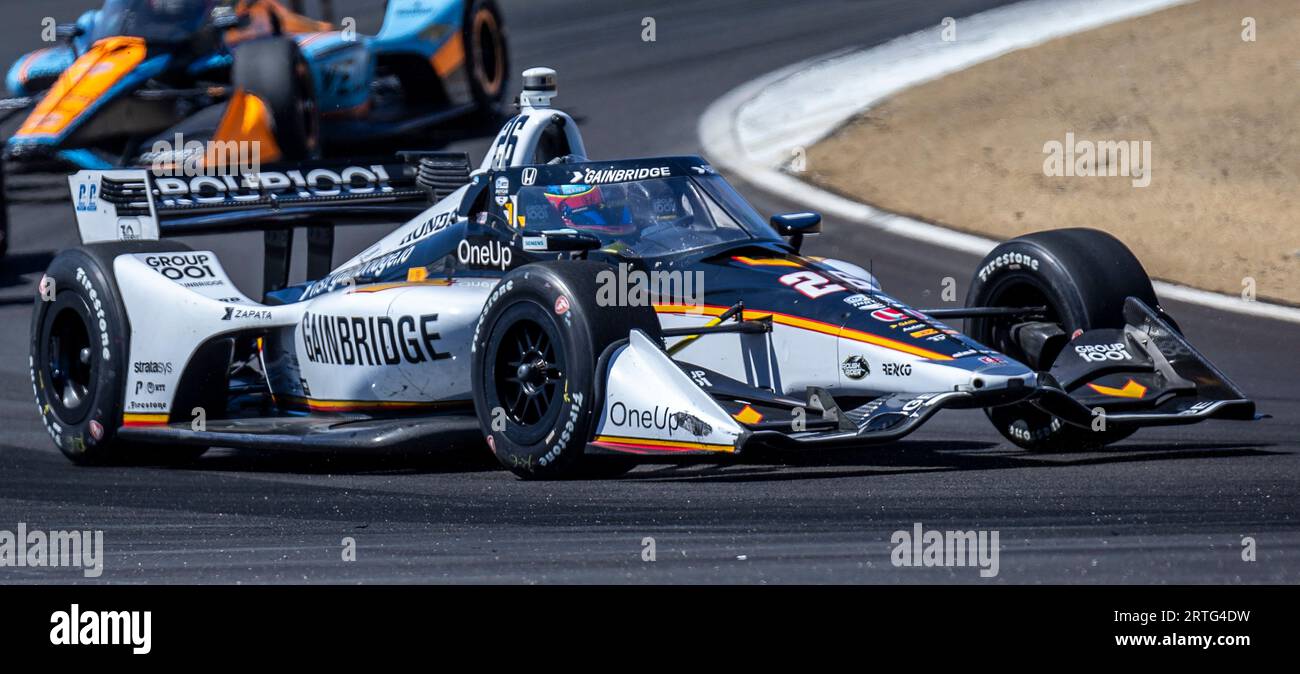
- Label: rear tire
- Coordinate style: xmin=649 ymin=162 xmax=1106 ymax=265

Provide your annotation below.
xmin=31 ymin=242 xmax=208 ymax=465
xmin=966 ymin=228 xmax=1160 ymax=452
xmin=470 ymin=261 xmax=660 ymax=479
xmin=232 ymin=37 xmax=320 ymax=159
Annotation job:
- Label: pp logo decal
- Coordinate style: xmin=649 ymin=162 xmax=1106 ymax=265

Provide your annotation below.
xmin=554 ymin=295 xmax=570 ymax=315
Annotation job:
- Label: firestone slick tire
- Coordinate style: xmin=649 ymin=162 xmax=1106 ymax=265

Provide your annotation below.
xmin=470 ymin=261 xmax=660 ymax=479
xmin=966 ymin=228 xmax=1161 ymax=452
xmin=31 ymin=242 xmax=207 ymax=465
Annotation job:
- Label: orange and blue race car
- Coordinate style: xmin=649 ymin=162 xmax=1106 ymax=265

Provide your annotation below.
xmin=0 ymin=0 xmax=509 ymax=255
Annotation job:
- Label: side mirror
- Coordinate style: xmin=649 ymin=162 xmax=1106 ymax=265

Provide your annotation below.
xmin=521 ymin=228 xmax=602 ymax=255
xmin=770 ymin=212 xmax=821 ymax=252
xmin=771 ymin=212 xmax=822 ymax=235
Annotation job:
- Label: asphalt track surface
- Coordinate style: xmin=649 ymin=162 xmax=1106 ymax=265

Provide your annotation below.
xmin=0 ymin=0 xmax=1296 ymax=584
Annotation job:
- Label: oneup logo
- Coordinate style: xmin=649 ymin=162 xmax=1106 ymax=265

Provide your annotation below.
xmin=0 ymin=522 xmax=103 ymax=578
xmin=890 ymin=522 xmax=999 ymax=578
xmin=50 ymin=604 xmax=151 ymax=655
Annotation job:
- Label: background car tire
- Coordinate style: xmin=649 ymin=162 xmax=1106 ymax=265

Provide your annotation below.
xmin=0 ymin=160 xmax=8 ymax=258
xmin=232 ymin=37 xmax=320 ymax=159
xmin=0 ymin=203 xmax=8 ymax=258
xmin=471 ymin=261 xmax=661 ymax=479
xmin=31 ymin=242 xmax=207 ymax=465
xmin=965 ymin=228 xmax=1164 ymax=452
xmin=463 ymin=0 xmax=509 ymax=116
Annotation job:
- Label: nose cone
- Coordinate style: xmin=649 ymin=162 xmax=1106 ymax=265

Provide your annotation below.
xmin=962 ymin=359 xmax=1037 ymax=392
xmin=12 ymin=37 xmax=148 ymax=143
xmin=689 ymin=252 xmax=1039 ymax=396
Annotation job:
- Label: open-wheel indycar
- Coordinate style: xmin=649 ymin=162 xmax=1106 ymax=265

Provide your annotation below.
xmin=0 ymin=0 xmax=509 ymax=256
xmin=30 ymin=68 xmax=1258 ymax=478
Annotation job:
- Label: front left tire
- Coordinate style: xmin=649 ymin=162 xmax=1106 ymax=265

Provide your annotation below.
xmin=470 ymin=261 xmax=660 ymax=479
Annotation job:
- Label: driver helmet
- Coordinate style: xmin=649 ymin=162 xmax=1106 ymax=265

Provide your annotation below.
xmin=626 ymin=181 xmax=685 ymax=227
xmin=543 ymin=184 xmax=637 ymax=237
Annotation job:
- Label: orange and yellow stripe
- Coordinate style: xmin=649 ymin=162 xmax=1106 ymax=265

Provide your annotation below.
xmin=654 ymin=303 xmax=953 ymax=361
xmin=1086 ymin=379 xmax=1148 ymax=399
xmin=731 ymin=255 xmax=803 ymax=267
xmin=122 ymin=413 xmax=169 ymax=427
xmin=592 ymin=435 xmax=736 ymax=454
xmin=277 ymin=395 xmax=472 ymax=414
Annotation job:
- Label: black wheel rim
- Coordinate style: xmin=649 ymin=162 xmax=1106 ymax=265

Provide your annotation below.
xmin=493 ymin=317 xmax=564 ymax=426
xmin=42 ymin=301 xmax=95 ymax=423
xmin=971 ymin=275 xmax=1060 ymax=365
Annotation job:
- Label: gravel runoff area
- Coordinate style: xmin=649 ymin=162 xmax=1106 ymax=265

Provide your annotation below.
xmin=805 ymin=0 xmax=1299 ymax=305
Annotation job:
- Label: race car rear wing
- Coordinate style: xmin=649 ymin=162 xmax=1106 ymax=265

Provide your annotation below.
xmin=67 ymin=153 xmax=470 ymax=292
xmin=68 ymin=159 xmax=441 ymax=242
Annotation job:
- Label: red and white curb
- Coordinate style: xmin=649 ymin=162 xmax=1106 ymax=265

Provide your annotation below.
xmin=699 ymin=0 xmax=1300 ymax=324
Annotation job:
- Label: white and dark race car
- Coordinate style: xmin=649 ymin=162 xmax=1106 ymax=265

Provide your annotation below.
xmin=31 ymin=68 xmax=1258 ymax=478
